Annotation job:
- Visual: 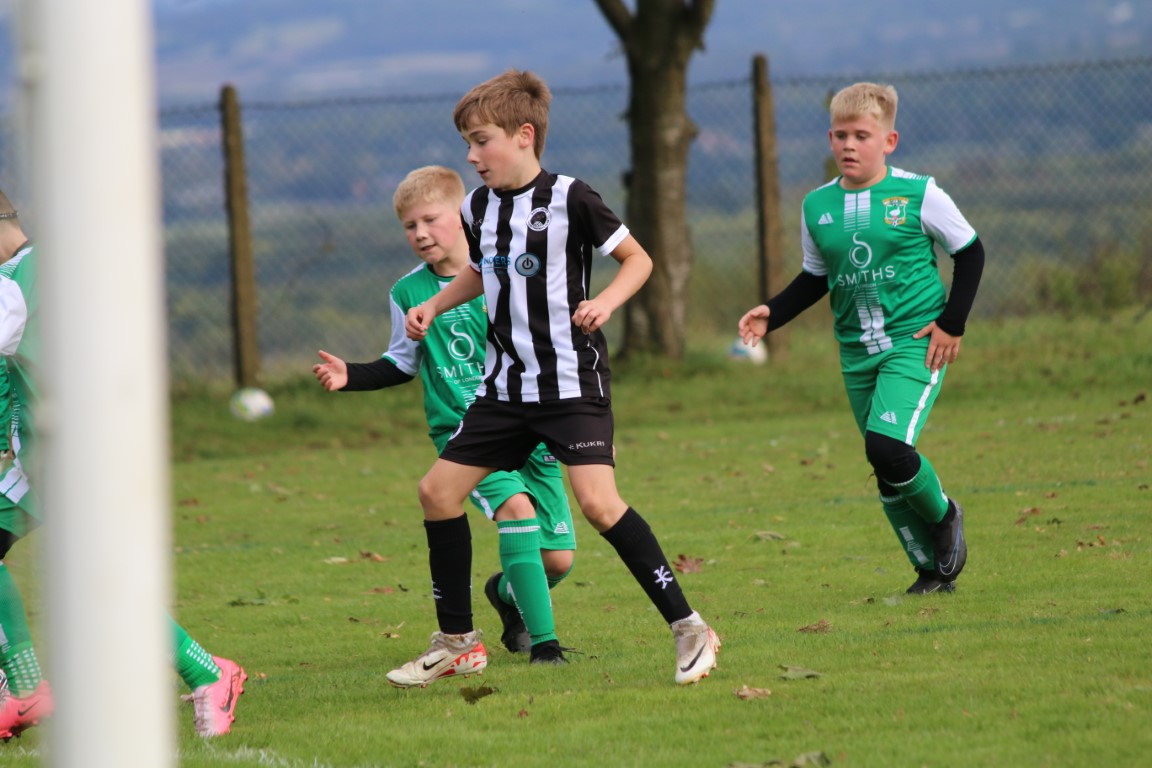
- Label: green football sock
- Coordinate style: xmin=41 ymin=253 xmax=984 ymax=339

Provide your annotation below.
xmin=497 ymin=518 xmax=556 ymax=646
xmin=499 ymin=561 xmax=571 ymax=597
xmin=0 ymin=562 xmax=42 ymax=695
xmin=880 ymin=493 xmax=935 ymax=568
xmin=171 ymin=615 xmax=221 ymax=690
xmin=891 ymin=453 xmax=949 ymax=524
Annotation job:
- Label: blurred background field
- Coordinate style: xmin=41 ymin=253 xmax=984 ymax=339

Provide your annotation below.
xmin=7 ymin=57 xmax=1148 ymax=383
xmin=159 ymin=57 xmax=1152 ymax=381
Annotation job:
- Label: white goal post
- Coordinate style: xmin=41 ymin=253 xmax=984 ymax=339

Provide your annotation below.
xmin=13 ymin=0 xmax=173 ymax=765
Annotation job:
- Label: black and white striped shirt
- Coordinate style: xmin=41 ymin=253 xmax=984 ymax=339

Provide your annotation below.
xmin=462 ymin=170 xmax=629 ymax=403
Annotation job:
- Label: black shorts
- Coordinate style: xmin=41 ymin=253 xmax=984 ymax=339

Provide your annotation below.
xmin=441 ymin=396 xmax=615 ymax=470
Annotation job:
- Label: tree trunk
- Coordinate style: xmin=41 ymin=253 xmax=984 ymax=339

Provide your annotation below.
xmin=594 ymin=0 xmax=715 ymax=359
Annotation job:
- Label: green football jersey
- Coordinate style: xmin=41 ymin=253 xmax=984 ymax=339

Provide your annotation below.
xmin=382 ymin=263 xmax=486 ymax=438
xmin=0 ymin=244 xmax=37 ymax=451
xmin=0 ymin=243 xmax=38 ymax=515
xmin=801 ymin=167 xmax=976 ymax=354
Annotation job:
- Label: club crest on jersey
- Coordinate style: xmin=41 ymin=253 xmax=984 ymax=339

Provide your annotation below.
xmin=883 ymin=197 xmax=908 ymax=227
xmin=527 ymin=207 xmax=551 ymax=231
xmin=514 ymin=252 xmax=542 ymax=277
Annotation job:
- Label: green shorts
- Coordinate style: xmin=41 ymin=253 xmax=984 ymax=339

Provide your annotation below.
xmin=840 ymin=337 xmax=946 ymax=446
xmin=432 ymin=435 xmax=577 ymax=552
xmin=0 ymin=459 xmax=40 ymax=539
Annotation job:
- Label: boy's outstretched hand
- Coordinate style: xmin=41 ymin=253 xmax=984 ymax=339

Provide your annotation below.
xmin=738 ymin=305 xmax=771 ymax=347
xmin=913 ymin=322 xmax=961 ymax=372
xmin=313 ymin=350 xmax=349 ymax=391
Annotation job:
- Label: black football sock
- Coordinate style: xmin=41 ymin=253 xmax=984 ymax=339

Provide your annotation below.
xmin=425 ymin=514 xmax=473 ymax=635
xmin=601 ymin=507 xmax=692 ymax=624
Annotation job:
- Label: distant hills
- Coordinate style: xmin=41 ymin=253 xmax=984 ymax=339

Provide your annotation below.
xmin=1 ymin=0 xmax=1149 ymax=108
xmin=149 ymin=0 xmax=1152 ymax=105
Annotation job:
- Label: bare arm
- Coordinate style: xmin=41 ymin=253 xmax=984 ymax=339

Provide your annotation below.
xmin=571 ymin=234 xmax=652 ymax=334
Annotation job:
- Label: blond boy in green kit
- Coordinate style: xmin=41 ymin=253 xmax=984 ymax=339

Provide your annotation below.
xmin=314 ymin=166 xmax=577 ymax=684
xmin=740 ymin=82 xmax=985 ymax=594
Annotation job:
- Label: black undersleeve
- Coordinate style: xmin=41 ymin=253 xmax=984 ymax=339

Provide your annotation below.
xmin=765 ymin=271 xmax=829 ymax=332
xmin=342 ymin=358 xmax=414 ymax=391
xmin=935 ymin=237 xmax=985 ymax=337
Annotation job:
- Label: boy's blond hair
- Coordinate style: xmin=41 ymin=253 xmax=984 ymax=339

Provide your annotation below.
xmin=392 ymin=165 xmax=466 ymax=219
xmin=453 ymin=69 xmax=551 ymax=159
xmin=829 ymin=82 xmax=898 ymax=131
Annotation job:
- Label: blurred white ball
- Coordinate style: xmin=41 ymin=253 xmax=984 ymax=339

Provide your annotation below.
xmin=728 ymin=337 xmax=768 ymax=364
xmin=229 ymin=387 xmax=275 ymax=421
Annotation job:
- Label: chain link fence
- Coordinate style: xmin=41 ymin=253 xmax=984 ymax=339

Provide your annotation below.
xmin=18 ymin=57 xmax=1152 ymax=381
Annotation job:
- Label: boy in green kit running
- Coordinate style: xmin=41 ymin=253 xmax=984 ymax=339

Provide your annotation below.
xmin=313 ymin=166 xmax=576 ymax=681
xmin=739 ymin=82 xmax=985 ymax=594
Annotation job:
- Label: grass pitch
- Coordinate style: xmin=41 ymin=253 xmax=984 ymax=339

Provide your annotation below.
xmin=4 ymin=311 xmax=1151 ymax=767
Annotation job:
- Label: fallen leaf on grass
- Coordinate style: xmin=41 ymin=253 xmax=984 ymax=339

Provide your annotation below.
xmin=734 ymin=684 xmax=772 ymax=700
xmin=229 ymin=590 xmax=298 ymax=607
xmin=779 ymin=665 xmax=821 ymax=680
xmin=360 ymin=550 xmax=387 ymax=562
xmin=755 ymin=531 xmax=786 ymax=541
xmin=673 ymin=554 xmax=704 ymax=573
xmin=728 ymin=751 xmax=829 ymax=768
xmin=797 ymin=619 xmax=831 ymax=634
xmin=266 ymin=482 xmax=293 ymax=498
xmin=1015 ymin=507 xmax=1041 ymax=525
xmin=365 ymin=586 xmax=395 ymax=595
xmin=323 ymin=557 xmax=350 ymax=565
xmin=460 ymin=684 xmax=497 ymax=704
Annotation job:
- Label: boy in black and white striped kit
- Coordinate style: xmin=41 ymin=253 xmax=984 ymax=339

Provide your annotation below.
xmin=394 ymin=69 xmax=719 ymax=687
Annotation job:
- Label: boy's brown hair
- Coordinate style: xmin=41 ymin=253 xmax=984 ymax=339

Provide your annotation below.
xmin=392 ymin=165 xmax=466 ymax=219
xmin=829 ymin=82 xmax=899 ymax=131
xmin=452 ymin=69 xmax=551 ymax=159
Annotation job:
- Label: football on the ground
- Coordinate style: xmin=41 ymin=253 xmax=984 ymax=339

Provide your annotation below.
xmin=229 ymin=387 xmax=275 ymax=421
